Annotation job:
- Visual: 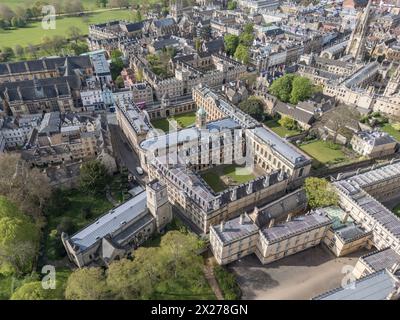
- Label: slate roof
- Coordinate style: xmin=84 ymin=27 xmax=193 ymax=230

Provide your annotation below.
xmin=212 ymin=214 xmax=259 ymax=245
xmin=274 ymin=101 xmax=315 ymax=125
xmin=260 ymin=210 xmax=331 ymax=244
xmin=0 ymin=56 xmax=91 ymax=77
xmin=154 ymin=18 xmax=176 ymax=28
xmin=361 ymin=248 xmax=400 ymax=273
xmin=313 ymin=269 xmax=398 ymax=300
xmin=69 ymin=190 xmax=148 ymax=251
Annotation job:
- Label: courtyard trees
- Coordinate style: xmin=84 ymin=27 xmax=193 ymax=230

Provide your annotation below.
xmin=0 ymin=196 xmax=40 ymax=276
xmin=269 ymin=74 xmax=314 ymax=104
xmin=79 ymin=160 xmax=110 ymax=196
xmin=304 ymin=177 xmax=339 ymax=209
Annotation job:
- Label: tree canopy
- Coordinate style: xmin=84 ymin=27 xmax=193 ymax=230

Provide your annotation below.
xmin=0 ymin=153 xmax=51 ymax=222
xmin=79 ymin=160 xmax=110 ymax=196
xmin=0 ymin=196 xmax=40 ymax=276
xmin=269 ymin=74 xmax=314 ymax=104
xmin=65 ymin=267 xmax=109 ymax=300
xmin=304 ymin=178 xmax=339 ymax=209
xmin=65 ymin=230 xmax=211 ymax=300
xmin=234 ymin=44 xmax=250 ymax=64
xmin=224 ymin=34 xmax=239 ymax=56
xmin=238 ymin=96 xmax=264 ymax=120
xmin=10 ymin=280 xmax=65 ymax=300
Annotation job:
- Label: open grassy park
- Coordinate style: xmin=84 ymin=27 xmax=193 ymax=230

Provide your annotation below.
xmin=264 ymin=119 xmax=301 ymax=138
xmin=0 ymin=9 xmax=134 ymax=48
xmin=201 ymin=164 xmax=256 ymax=193
xmin=151 ymin=112 xmax=196 ymax=133
xmin=300 ymin=140 xmax=346 ymax=165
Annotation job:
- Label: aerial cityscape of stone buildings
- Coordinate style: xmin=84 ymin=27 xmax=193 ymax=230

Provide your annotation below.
xmin=2 ymin=0 xmax=400 ymax=300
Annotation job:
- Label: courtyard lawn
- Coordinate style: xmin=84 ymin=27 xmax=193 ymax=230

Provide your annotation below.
xmin=0 ymin=10 xmax=134 ymax=47
xmin=151 ymin=112 xmax=196 ymax=133
xmin=173 ymin=112 xmax=196 ymax=128
xmin=264 ymin=119 xmax=300 ymax=138
xmin=151 ymin=118 xmax=171 ymax=133
xmin=381 ymin=124 xmax=400 ymax=142
xmin=201 ymin=172 xmax=227 ymax=193
xmin=201 ymin=165 xmax=256 ymax=193
xmin=300 ymin=140 xmax=345 ymax=164
xmin=223 ymin=164 xmax=256 ymax=184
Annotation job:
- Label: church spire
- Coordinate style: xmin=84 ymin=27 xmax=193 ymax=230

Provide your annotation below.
xmin=345 ymin=0 xmax=372 ymax=61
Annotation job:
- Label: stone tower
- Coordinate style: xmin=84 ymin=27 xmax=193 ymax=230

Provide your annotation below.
xmin=345 ymin=0 xmax=372 ymax=61
xmin=146 ymin=180 xmax=172 ymax=232
xmin=196 ymin=107 xmax=207 ymax=129
xmin=170 ymin=0 xmax=183 ymax=21
xmin=384 ymin=65 xmax=400 ymax=97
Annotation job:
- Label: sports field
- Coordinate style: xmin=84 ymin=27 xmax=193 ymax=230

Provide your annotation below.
xmin=0 ymin=9 xmax=134 ymax=47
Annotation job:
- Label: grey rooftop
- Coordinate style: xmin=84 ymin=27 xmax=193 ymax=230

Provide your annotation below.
xmin=261 ymin=210 xmax=331 ymax=244
xmin=69 ymin=190 xmax=148 ymax=251
xmin=313 ymin=269 xmax=398 ymax=300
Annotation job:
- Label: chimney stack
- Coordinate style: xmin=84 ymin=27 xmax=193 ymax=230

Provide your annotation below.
xmin=268 ymin=218 xmax=275 ymax=228
xmin=239 ymin=213 xmax=245 ymax=225
xmin=286 ymin=213 xmax=294 ymax=222
xmin=342 ymin=210 xmax=350 ymax=224
xmin=390 ymin=262 xmax=400 ymax=274
xmin=220 ymin=221 xmax=225 ymax=232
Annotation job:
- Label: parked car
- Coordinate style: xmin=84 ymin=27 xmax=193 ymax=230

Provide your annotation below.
xmin=136 ymin=167 xmax=144 ymax=175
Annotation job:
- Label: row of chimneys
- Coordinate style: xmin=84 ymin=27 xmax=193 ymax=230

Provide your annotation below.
xmin=219 ymin=211 xmax=297 ymax=232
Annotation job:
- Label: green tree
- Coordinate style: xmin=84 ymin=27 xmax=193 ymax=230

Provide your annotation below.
xmin=234 ymin=44 xmax=249 ymax=64
xmin=269 ymin=74 xmax=295 ymax=103
xmin=304 ymin=178 xmax=339 ymax=209
xmin=10 ymin=280 xmax=65 ymax=300
xmin=238 ymin=96 xmax=264 ymax=120
xmin=278 ymin=116 xmax=297 ymax=130
xmin=195 ymin=38 xmax=202 ymax=52
xmin=0 ymin=196 xmax=40 ymax=276
xmin=133 ymin=9 xmax=142 ymax=22
xmin=67 ymin=26 xmax=82 ymax=43
xmin=227 ymin=1 xmax=237 ymax=9
xmin=290 ymin=76 xmax=313 ymax=104
xmin=79 ymin=160 xmax=110 ymax=195
xmin=243 ymin=23 xmax=254 ymax=34
xmin=224 ymin=34 xmax=239 ymax=56
xmin=96 ymin=0 xmax=108 ymax=8
xmin=115 ymin=75 xmax=125 ymax=88
xmin=65 ymin=267 xmax=109 ymax=300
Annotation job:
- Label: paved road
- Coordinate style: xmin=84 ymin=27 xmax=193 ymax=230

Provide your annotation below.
xmin=107 ymin=113 xmax=148 ymax=186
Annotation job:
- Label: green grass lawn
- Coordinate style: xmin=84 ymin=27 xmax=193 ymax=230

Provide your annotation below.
xmin=173 ymin=112 xmax=196 ymax=128
xmin=381 ymin=124 xmax=400 ymax=142
xmin=300 ymin=141 xmax=345 ymax=164
xmin=151 ymin=112 xmax=196 ymax=133
xmin=151 ymin=118 xmax=171 ymax=132
xmin=0 ymin=9 xmax=134 ymax=47
xmin=223 ymin=164 xmax=256 ymax=183
xmin=264 ymin=119 xmax=301 ymax=138
xmin=201 ymin=165 xmax=256 ymax=193
xmin=201 ymin=172 xmax=226 ymax=193
xmin=1 ymin=0 xmax=98 ymax=10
